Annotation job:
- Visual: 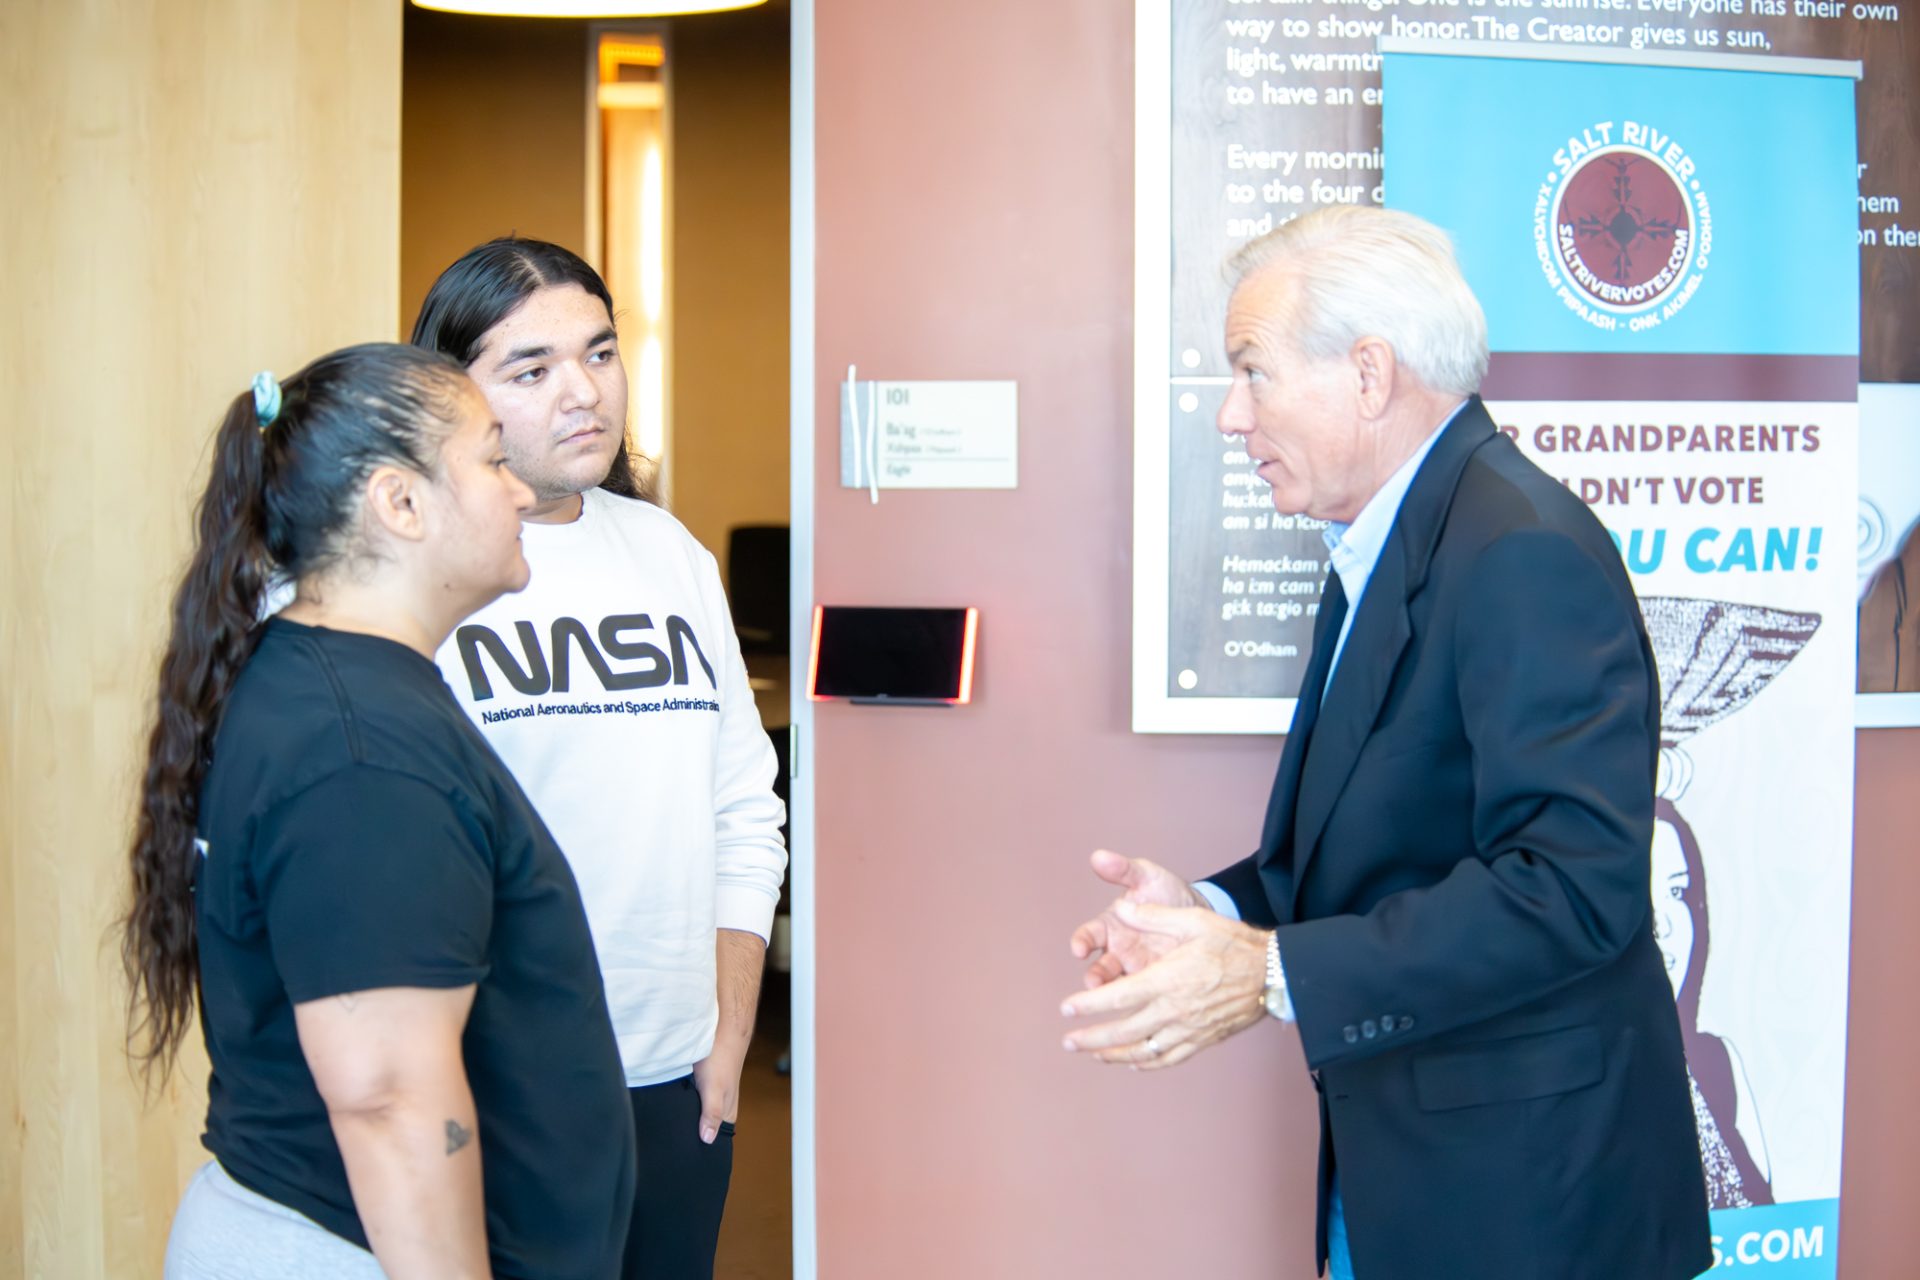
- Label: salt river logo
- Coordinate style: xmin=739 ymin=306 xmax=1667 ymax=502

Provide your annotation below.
xmin=1534 ymin=121 xmax=1712 ymax=334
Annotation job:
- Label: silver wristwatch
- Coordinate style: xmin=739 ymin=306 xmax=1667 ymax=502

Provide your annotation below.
xmin=1261 ymin=930 xmax=1288 ymax=1019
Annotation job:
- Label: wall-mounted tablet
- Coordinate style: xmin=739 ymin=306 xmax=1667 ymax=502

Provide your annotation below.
xmin=807 ymin=606 xmax=978 ymax=705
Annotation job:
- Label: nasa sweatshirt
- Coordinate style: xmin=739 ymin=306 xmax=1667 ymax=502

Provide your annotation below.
xmin=434 ymin=487 xmax=788 ymax=1087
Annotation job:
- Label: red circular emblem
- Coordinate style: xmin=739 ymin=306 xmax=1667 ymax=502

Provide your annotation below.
xmin=1552 ymin=150 xmax=1693 ymax=312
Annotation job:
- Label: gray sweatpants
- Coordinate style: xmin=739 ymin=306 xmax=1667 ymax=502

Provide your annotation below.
xmin=164 ymin=1160 xmax=388 ymax=1280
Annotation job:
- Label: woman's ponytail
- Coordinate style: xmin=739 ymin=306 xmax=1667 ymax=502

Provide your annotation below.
xmin=122 ymin=387 xmax=274 ymax=1083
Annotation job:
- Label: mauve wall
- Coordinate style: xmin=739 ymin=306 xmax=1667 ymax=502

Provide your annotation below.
xmin=809 ymin=2 xmax=1920 ymax=1275
xmin=811 ymin=3 xmax=1318 ymax=1273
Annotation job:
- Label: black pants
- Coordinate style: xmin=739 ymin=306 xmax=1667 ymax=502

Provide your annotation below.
xmin=622 ymin=1075 xmax=734 ymax=1280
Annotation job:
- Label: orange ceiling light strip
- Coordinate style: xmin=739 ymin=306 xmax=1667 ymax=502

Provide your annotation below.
xmin=598 ymin=35 xmax=664 ymax=85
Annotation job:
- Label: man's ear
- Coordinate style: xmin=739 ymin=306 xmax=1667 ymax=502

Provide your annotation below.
xmin=364 ymin=465 xmax=429 ymax=544
xmin=1352 ymin=336 xmax=1397 ymax=419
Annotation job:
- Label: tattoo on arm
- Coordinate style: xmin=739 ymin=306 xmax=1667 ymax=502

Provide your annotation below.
xmin=445 ymin=1119 xmax=472 ymax=1156
xmin=335 ymin=992 xmax=360 ymax=1013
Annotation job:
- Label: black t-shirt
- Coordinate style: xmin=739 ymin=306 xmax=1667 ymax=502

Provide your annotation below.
xmin=194 ymin=619 xmax=635 ymax=1279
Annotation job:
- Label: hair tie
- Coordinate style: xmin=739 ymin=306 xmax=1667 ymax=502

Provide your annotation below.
xmin=251 ymin=371 xmax=282 ymax=433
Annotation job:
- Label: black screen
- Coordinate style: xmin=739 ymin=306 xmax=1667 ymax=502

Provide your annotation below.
xmin=812 ymin=607 xmax=971 ymax=701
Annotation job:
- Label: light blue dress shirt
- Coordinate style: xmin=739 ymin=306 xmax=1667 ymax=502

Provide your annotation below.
xmin=1319 ymin=401 xmax=1464 ymax=690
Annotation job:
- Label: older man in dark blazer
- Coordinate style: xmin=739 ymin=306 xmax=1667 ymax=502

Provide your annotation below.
xmin=1063 ymin=206 xmax=1710 ymax=1280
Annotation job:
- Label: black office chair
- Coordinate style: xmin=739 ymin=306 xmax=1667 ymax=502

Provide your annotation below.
xmin=727 ymin=525 xmax=790 ymax=656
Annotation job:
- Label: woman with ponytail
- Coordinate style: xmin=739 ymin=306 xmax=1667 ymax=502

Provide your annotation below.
xmin=124 ymin=344 xmax=635 ymax=1279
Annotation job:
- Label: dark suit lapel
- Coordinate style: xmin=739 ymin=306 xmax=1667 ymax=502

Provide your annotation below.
xmin=1255 ymin=573 xmax=1347 ymax=864
xmin=1288 ymin=555 xmax=1411 ymax=912
xmin=1287 ymin=398 xmax=1498 ymax=913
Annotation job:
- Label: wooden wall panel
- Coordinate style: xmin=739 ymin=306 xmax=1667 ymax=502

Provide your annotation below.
xmin=0 ymin=3 xmax=401 ymax=1276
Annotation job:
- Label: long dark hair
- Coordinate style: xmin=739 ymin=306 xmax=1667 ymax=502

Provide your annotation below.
xmin=122 ymin=343 xmax=471 ymax=1083
xmin=409 ymin=236 xmax=658 ymax=504
xmin=1657 ymin=797 xmax=1709 ymax=1032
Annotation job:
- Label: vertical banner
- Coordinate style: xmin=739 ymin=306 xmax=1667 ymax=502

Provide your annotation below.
xmin=1384 ymin=44 xmax=1858 ymax=1276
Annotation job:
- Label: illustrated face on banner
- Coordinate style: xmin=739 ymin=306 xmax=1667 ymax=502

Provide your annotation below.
xmin=1651 ymin=821 xmax=1696 ymax=1002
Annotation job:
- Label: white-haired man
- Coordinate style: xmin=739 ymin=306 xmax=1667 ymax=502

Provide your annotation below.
xmin=1062 ymin=206 xmax=1710 ymax=1280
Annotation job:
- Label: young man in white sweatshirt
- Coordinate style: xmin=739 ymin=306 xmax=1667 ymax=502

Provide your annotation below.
xmin=413 ymin=238 xmax=788 ymax=1279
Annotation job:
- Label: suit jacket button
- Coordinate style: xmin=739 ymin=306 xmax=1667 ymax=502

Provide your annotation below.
xmin=1398 ymin=1016 xmax=1415 ymax=1031
xmin=1343 ymin=1025 xmax=1359 ymax=1044
xmin=1382 ymin=1013 xmax=1396 ymax=1032
xmin=1361 ymin=1019 xmax=1378 ymax=1039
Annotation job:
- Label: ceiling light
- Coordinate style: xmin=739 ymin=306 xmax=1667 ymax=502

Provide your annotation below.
xmin=412 ymin=1 xmax=765 ymax=15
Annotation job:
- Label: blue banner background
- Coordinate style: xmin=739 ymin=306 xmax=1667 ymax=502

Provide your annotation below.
xmin=1382 ymin=52 xmax=1859 ymax=357
xmin=1707 ymin=1200 xmax=1841 ymax=1276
